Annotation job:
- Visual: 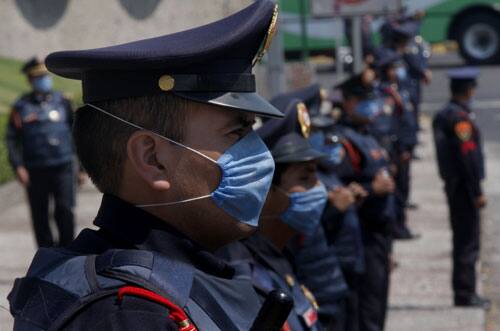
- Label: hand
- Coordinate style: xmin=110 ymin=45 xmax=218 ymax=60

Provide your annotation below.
xmin=475 ymin=195 xmax=487 ymax=209
xmin=15 ymin=166 xmax=30 ymax=187
xmin=328 ymin=187 xmax=355 ymax=212
xmin=348 ymin=182 xmax=368 ymax=201
xmin=423 ymin=69 xmax=432 ymax=85
xmin=400 ymin=151 xmax=412 ymax=162
xmin=77 ymin=171 xmax=87 ymax=187
xmin=372 ymin=170 xmax=395 ymax=195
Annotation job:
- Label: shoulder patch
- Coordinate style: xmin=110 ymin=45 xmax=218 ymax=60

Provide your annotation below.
xmin=454 ymin=121 xmax=472 ymax=141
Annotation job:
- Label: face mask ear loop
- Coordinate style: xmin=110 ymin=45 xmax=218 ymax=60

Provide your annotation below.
xmin=136 ymin=194 xmax=212 ymax=208
xmin=86 ymin=103 xmax=218 ymax=164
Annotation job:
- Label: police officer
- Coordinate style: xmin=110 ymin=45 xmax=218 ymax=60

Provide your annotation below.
xmin=334 ymin=74 xmax=397 ymax=331
xmin=218 ymin=125 xmax=329 ymax=331
xmin=258 ymin=97 xmax=349 ymax=330
xmin=8 ymin=2 xmax=290 ymax=330
xmin=308 ymin=113 xmax=367 ymax=331
xmin=372 ymin=48 xmax=419 ymax=240
xmin=433 ymin=68 xmax=489 ymax=309
xmin=6 ymin=57 xmax=79 ymax=248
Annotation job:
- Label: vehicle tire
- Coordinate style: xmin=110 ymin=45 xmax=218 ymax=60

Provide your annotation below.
xmin=456 ymin=12 xmax=500 ymax=64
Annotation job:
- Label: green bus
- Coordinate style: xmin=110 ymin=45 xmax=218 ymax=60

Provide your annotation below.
xmin=281 ymin=0 xmax=500 ymax=64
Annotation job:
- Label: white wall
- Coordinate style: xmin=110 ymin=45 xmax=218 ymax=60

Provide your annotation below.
xmin=0 ymin=0 xmax=252 ymax=60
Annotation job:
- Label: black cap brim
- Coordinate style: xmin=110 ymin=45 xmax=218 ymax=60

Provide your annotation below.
xmin=175 ymin=91 xmax=284 ymax=118
xmin=274 ymin=148 xmax=326 ymax=163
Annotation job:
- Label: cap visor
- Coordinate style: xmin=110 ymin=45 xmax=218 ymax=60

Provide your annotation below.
xmin=175 ymin=92 xmax=284 ymax=118
xmin=274 ymin=148 xmax=327 ymax=163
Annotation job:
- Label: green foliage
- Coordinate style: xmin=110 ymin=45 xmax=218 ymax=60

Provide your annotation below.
xmin=0 ymin=113 xmax=13 ymax=184
xmin=0 ymin=56 xmax=82 ymax=184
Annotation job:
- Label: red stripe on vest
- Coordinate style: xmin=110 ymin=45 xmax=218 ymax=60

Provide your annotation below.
xmin=342 ymin=139 xmax=362 ymax=174
xmin=117 ymin=286 xmax=198 ymax=331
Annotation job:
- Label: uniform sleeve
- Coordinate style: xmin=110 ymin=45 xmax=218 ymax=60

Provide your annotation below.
xmin=5 ymin=107 xmax=24 ymax=169
xmin=403 ymin=51 xmax=426 ymax=79
xmin=450 ymin=117 xmax=483 ymax=197
xmin=63 ymin=294 xmax=179 ymax=331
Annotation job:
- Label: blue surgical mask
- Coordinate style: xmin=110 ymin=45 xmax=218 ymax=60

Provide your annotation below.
xmin=32 ymin=75 xmax=53 ymax=93
xmin=280 ymin=183 xmax=328 ymax=236
xmin=395 ymin=66 xmax=408 ymax=82
xmin=88 ymin=104 xmax=275 ymax=227
xmin=354 ymin=99 xmax=382 ymax=120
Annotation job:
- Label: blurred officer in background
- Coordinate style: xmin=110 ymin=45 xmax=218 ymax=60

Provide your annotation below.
xmin=309 ymin=112 xmax=367 ymax=331
xmin=8 ymin=2 xmax=290 ymax=330
xmin=258 ymin=95 xmax=349 ymax=330
xmin=371 ymin=48 xmax=419 ymax=240
xmin=334 ymin=74 xmax=397 ymax=331
xmin=5 ymin=57 xmax=79 ymax=248
xmin=433 ymin=68 xmax=489 ymax=309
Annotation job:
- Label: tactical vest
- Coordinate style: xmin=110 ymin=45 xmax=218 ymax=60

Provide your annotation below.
xmin=288 ymin=227 xmax=349 ymax=321
xmin=8 ymin=247 xmax=261 ymax=331
xmin=340 ymin=126 xmax=396 ymax=227
xmin=14 ymin=92 xmax=74 ymax=169
xmin=243 ymin=241 xmax=320 ymax=331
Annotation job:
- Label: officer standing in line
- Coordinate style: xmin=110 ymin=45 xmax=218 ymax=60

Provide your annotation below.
xmin=371 ymin=48 xmax=419 ymax=240
xmin=309 ymin=113 xmax=367 ymax=331
xmin=334 ymin=74 xmax=397 ymax=331
xmin=257 ymin=96 xmax=349 ymax=330
xmin=8 ymin=2 xmax=290 ymax=330
xmin=217 ymin=127 xmax=329 ymax=331
xmin=433 ymin=68 xmax=489 ymax=309
xmin=5 ymin=57 xmax=80 ymax=248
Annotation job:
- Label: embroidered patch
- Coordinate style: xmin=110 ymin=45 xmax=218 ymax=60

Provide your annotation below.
xmin=455 ymin=121 xmax=473 ymax=141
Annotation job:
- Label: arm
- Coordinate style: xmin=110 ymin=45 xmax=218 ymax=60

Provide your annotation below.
xmin=6 ymin=107 xmax=23 ymax=169
xmin=449 ymin=117 xmax=483 ymax=199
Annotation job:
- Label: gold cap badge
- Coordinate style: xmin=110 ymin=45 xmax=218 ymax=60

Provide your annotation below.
xmin=252 ymin=4 xmax=279 ymax=66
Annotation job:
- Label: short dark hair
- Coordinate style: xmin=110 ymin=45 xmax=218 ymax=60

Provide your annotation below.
xmin=73 ymin=94 xmax=189 ymax=194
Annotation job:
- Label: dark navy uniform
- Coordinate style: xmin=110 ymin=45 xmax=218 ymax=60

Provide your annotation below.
xmin=433 ymin=68 xmax=487 ymax=307
xmin=260 ymin=95 xmax=350 ymax=329
xmin=309 ymin=115 xmax=365 ymax=331
xmin=334 ymin=75 xmax=397 ymax=331
xmin=9 ymin=2 xmax=288 ymax=330
xmin=6 ymin=58 xmax=76 ymax=248
xmin=218 ymin=234 xmax=322 ymax=331
xmin=372 ymin=48 xmax=418 ymax=239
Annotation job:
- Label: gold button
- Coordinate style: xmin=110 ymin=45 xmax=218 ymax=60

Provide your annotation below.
xmin=158 ymin=75 xmax=175 ymax=91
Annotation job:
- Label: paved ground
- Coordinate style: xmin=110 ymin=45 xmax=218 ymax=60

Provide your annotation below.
xmin=0 ymin=54 xmax=499 ymax=330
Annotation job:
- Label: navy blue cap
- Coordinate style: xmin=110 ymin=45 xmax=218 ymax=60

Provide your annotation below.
xmin=311 ymin=114 xmax=335 ymax=130
xmin=335 ymin=74 xmax=374 ymax=98
xmin=373 ymin=47 xmax=401 ymax=69
xmin=270 ymin=84 xmax=324 ymax=116
xmin=258 ymin=98 xmax=311 ymax=149
xmin=448 ymin=67 xmax=480 ymax=81
xmin=45 ymin=0 xmax=283 ymax=118
xmin=383 ymin=21 xmax=416 ymax=43
xmin=271 ymin=133 xmax=326 ymax=163
xmin=22 ymin=57 xmax=48 ymax=77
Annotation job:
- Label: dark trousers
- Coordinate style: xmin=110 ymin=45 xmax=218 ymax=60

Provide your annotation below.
xmin=444 ymin=180 xmax=480 ymax=298
xmin=358 ymin=231 xmax=390 ymax=331
xmin=393 ymin=157 xmax=411 ymax=234
xmin=26 ymin=162 xmax=75 ymax=248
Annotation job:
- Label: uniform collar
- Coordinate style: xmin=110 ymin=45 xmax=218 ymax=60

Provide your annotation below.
xmin=89 ymin=194 xmax=234 ymax=278
xmin=450 ymin=99 xmax=471 ymax=113
xmin=243 ymin=233 xmax=294 ymax=277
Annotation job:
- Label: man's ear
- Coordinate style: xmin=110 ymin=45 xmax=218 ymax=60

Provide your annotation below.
xmin=126 ymin=131 xmax=171 ymax=191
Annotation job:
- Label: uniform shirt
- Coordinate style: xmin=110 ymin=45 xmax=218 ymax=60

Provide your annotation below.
xmin=433 ymin=100 xmax=485 ymax=198
xmin=6 ymin=91 xmax=75 ymax=169
xmin=10 ymin=194 xmax=263 ymax=331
